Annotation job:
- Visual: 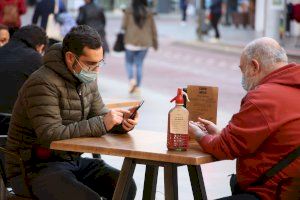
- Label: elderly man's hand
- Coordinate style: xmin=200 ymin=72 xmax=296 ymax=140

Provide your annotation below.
xmin=188 ymin=121 xmax=208 ymax=141
xmin=197 ymin=117 xmax=220 ymax=135
xmin=103 ymin=108 xmax=130 ymax=131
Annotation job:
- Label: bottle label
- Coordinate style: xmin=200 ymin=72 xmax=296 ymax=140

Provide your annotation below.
xmin=170 ymin=108 xmax=188 ymax=134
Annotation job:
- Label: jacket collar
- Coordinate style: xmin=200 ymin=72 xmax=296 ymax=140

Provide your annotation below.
xmin=43 ymin=43 xmax=80 ymax=86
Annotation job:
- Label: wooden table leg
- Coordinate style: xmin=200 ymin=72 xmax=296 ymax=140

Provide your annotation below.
xmin=164 ymin=164 xmax=178 ymax=200
xmin=142 ymin=165 xmax=159 ymax=200
xmin=112 ymin=158 xmax=136 ymax=200
xmin=188 ymin=165 xmax=207 ymax=200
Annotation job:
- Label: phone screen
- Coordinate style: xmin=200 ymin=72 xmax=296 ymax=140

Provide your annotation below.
xmin=129 ymin=100 xmax=144 ymax=119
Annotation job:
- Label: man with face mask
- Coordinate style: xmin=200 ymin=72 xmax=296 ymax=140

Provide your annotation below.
xmin=5 ymin=25 xmax=137 ymax=199
xmin=189 ymin=37 xmax=300 ymax=200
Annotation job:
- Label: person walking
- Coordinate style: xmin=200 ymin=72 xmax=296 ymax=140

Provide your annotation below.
xmin=122 ymin=0 xmax=158 ymax=94
xmin=210 ymin=0 xmax=222 ymax=41
xmin=180 ymin=0 xmax=188 ymax=25
xmin=224 ymin=0 xmax=238 ymax=26
xmin=32 ymin=0 xmax=66 ymax=30
xmin=77 ymin=0 xmax=109 ymax=53
xmin=0 ymin=0 xmax=27 ymax=36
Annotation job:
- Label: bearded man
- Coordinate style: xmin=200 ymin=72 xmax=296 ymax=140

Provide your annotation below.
xmin=189 ymin=37 xmax=300 ymax=200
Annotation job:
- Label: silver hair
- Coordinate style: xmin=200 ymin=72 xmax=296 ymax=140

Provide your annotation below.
xmin=243 ymin=38 xmax=288 ymax=71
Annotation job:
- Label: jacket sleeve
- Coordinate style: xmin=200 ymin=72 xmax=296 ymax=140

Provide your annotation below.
xmin=24 ymin=77 xmax=108 ymax=148
xmin=87 ymin=81 xmax=110 ymax=118
xmin=199 ymin=99 xmax=271 ymax=160
xmin=150 ymin=14 xmax=158 ymax=50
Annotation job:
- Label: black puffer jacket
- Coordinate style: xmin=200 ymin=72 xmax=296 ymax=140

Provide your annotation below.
xmin=5 ymin=43 xmax=109 ymax=178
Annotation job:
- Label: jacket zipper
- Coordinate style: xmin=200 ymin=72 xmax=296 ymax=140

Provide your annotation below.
xmin=78 ymin=88 xmax=84 ymax=120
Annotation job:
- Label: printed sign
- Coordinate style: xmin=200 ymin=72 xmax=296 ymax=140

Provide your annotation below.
xmin=186 ymin=85 xmax=218 ymax=124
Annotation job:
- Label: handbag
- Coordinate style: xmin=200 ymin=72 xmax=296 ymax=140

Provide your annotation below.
xmin=113 ymin=32 xmax=125 ymax=52
xmin=46 ymin=0 xmax=63 ymax=41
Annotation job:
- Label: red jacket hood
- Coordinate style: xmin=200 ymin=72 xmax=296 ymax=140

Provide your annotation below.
xmin=258 ymin=63 xmax=300 ymax=88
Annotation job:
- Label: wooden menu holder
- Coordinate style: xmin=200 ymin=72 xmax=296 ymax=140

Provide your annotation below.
xmin=183 ymin=85 xmax=218 ymax=140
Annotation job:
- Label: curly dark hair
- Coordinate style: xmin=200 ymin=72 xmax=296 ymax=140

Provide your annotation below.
xmin=12 ymin=25 xmax=48 ymax=49
xmin=62 ymin=25 xmax=103 ymax=56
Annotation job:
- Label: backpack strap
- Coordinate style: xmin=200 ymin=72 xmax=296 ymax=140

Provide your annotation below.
xmin=251 ymin=146 xmax=300 ymax=186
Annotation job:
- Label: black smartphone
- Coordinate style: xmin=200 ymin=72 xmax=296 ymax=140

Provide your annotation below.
xmin=129 ymin=100 xmax=144 ymax=119
xmin=109 ymin=100 xmax=144 ymax=134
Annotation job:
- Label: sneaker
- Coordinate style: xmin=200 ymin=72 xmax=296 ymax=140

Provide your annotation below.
xmin=132 ymin=87 xmax=141 ymax=97
xmin=209 ymin=37 xmax=220 ymax=43
xmin=129 ymin=79 xmax=136 ymax=93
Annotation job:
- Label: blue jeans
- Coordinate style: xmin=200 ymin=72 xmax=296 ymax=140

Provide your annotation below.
xmin=125 ymin=49 xmax=148 ymax=87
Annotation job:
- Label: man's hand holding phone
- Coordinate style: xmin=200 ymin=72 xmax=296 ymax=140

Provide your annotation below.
xmin=122 ymin=107 xmax=139 ymax=131
xmin=103 ymin=108 xmax=130 ymax=131
xmin=122 ymin=100 xmax=144 ymax=131
xmin=108 ymin=100 xmax=144 ymax=133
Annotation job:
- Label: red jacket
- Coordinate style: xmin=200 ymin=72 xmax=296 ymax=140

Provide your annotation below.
xmin=200 ymin=63 xmax=300 ymax=200
xmin=0 ymin=0 xmax=27 ymax=28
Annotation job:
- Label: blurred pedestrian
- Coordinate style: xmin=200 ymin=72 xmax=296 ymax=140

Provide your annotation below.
xmin=180 ymin=0 xmax=188 ymax=25
xmin=56 ymin=12 xmax=77 ymax=37
xmin=32 ymin=0 xmax=66 ymax=30
xmin=0 ymin=0 xmax=27 ymax=36
xmin=224 ymin=0 xmax=238 ymax=26
xmin=209 ymin=0 xmax=222 ymax=41
xmin=0 ymin=24 xmax=9 ymax=47
xmin=0 ymin=25 xmax=48 ymax=114
xmin=77 ymin=0 xmax=109 ymax=54
xmin=122 ymin=0 xmax=158 ymax=94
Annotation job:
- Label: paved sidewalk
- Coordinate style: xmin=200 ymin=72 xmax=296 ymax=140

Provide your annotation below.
xmin=106 ymin=10 xmax=300 ymax=60
xmin=156 ymin=13 xmax=300 ymax=61
xmin=22 ymin=6 xmax=300 ymax=59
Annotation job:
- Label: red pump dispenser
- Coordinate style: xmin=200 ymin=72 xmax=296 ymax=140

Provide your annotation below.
xmin=167 ymin=88 xmax=189 ymax=151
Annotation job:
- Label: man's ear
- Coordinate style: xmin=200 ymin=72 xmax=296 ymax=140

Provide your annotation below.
xmin=65 ymin=52 xmax=74 ymax=66
xmin=35 ymin=44 xmax=45 ymax=54
xmin=250 ymin=59 xmax=260 ymax=76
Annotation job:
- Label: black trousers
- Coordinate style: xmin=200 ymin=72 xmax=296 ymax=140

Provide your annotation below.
xmin=181 ymin=6 xmax=187 ymax=21
xmin=211 ymin=13 xmax=222 ymax=38
xmin=216 ymin=175 xmax=260 ymax=200
xmin=11 ymin=157 xmax=136 ymax=200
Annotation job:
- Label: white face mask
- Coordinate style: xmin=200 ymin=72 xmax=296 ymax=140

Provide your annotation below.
xmin=73 ymin=69 xmax=98 ymax=83
xmin=241 ymin=67 xmax=256 ymax=91
xmin=72 ymin=57 xmax=99 ymax=83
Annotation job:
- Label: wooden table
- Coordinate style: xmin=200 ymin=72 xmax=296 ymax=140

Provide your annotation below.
xmin=104 ymin=98 xmax=140 ymax=109
xmin=50 ymin=130 xmax=215 ymax=200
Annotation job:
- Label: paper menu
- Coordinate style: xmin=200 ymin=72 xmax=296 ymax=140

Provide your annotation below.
xmin=186 ymin=85 xmax=218 ymax=124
